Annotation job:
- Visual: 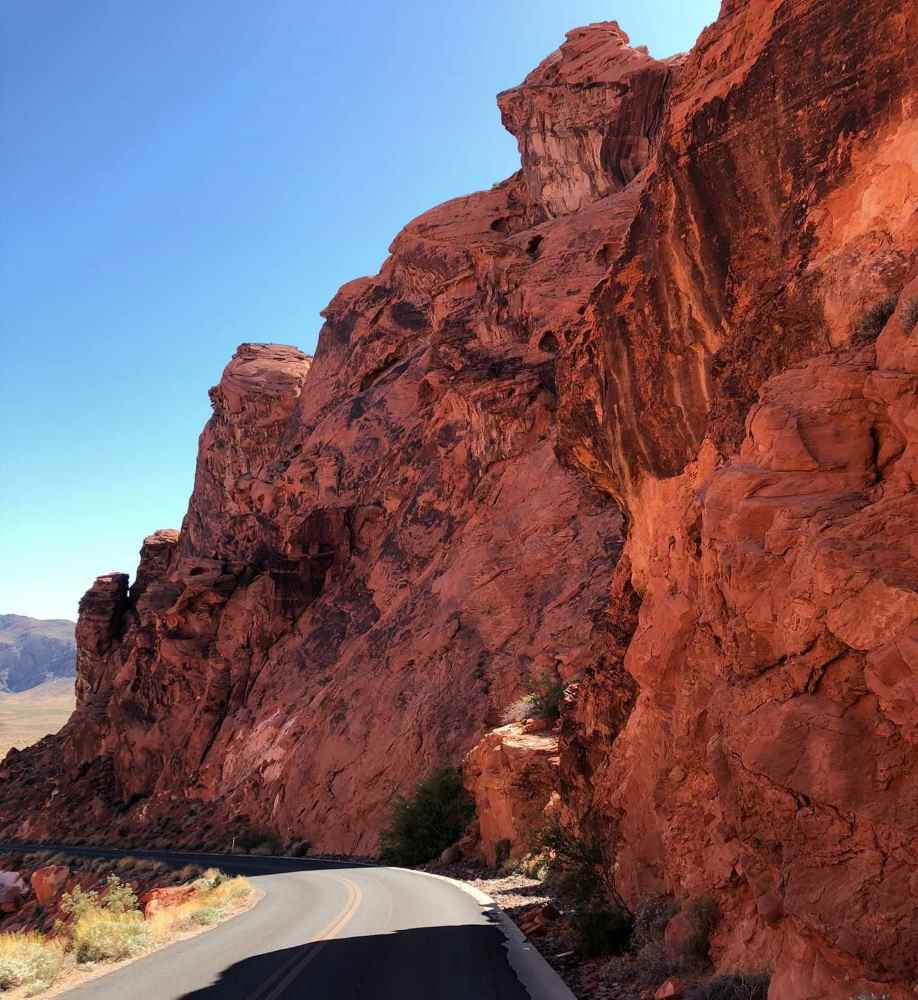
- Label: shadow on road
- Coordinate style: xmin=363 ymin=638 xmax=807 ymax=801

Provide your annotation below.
xmin=179 ymin=922 xmax=530 ymax=1000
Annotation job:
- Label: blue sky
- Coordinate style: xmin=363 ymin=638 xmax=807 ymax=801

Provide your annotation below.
xmin=1 ymin=1 xmax=718 ymax=622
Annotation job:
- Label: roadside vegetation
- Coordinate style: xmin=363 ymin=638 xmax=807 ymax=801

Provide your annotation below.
xmin=0 ymin=933 xmax=63 ymax=994
xmin=378 ymin=766 xmax=475 ymax=866
xmin=504 ymin=823 xmax=771 ymax=998
xmin=0 ymin=866 xmax=253 ymax=995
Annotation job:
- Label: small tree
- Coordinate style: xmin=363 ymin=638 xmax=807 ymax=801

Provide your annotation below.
xmin=379 ymin=767 xmax=475 ymax=866
xmin=538 ymin=818 xmax=629 ymax=913
xmin=536 ymin=818 xmax=634 ymax=957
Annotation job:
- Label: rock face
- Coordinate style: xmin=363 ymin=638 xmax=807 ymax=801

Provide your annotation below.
xmin=1 ymin=4 xmax=917 ymax=996
xmin=463 ymin=721 xmax=560 ymax=865
xmin=0 ymin=615 xmax=75 ymax=693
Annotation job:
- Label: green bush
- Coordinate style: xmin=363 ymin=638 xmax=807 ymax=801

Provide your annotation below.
xmin=537 ymin=820 xmax=607 ymax=908
xmin=378 ymin=767 xmax=475 ymax=866
xmin=503 ymin=672 xmax=569 ymax=725
xmin=853 ymin=295 xmax=898 ymax=344
xmin=572 ymin=905 xmax=633 ymax=958
xmin=101 ymin=874 xmax=139 ymax=914
xmin=528 ymin=672 xmax=567 ymax=722
xmin=60 ymin=884 xmax=100 ymax=920
xmin=686 ymin=972 xmax=771 ymax=1000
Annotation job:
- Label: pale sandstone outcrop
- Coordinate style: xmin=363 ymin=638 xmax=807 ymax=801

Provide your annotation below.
xmin=463 ymin=721 xmax=559 ymax=865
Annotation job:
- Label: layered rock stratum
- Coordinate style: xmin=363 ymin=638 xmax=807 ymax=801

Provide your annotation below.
xmin=2 ymin=4 xmax=917 ymax=996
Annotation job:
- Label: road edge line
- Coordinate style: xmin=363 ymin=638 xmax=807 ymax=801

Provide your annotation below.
xmin=386 ymin=866 xmax=578 ymax=1000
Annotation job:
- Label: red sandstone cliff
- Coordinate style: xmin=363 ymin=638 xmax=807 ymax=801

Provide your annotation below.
xmin=2 ymin=6 xmax=917 ymax=997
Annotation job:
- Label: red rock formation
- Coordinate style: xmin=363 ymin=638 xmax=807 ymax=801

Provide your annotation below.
xmin=140 ymin=885 xmax=197 ymax=918
xmin=0 ymin=27 xmax=647 ymax=851
xmin=1 ymin=5 xmax=917 ymax=996
xmin=463 ymin=721 xmax=559 ymax=864
xmin=30 ymin=865 xmax=69 ymax=908
xmin=552 ymin=3 xmax=918 ymax=997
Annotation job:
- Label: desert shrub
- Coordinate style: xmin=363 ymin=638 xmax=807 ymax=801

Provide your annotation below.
xmin=72 ymin=910 xmax=150 ymax=963
xmin=536 ymin=820 xmax=624 ymax=909
xmin=211 ymin=877 xmax=252 ymax=904
xmin=101 ymin=875 xmax=139 ymax=914
xmin=603 ymin=939 xmax=686 ymax=990
xmin=683 ymin=895 xmax=721 ymax=962
xmin=190 ymin=906 xmax=221 ymax=926
xmin=503 ymin=672 xmax=569 ymax=725
xmin=572 ymin=905 xmax=633 ymax=958
xmin=234 ymin=829 xmax=281 ymax=854
xmin=636 ymin=939 xmax=688 ymax=986
xmin=518 ymin=851 xmax=550 ymax=879
xmin=686 ymin=972 xmax=771 ymax=1000
xmin=494 ymin=839 xmax=513 ymax=868
xmin=0 ymin=933 xmax=63 ymax=991
xmin=502 ymin=696 xmax=535 ymax=725
xmin=378 ymin=767 xmax=475 ymax=866
xmin=286 ymin=839 xmax=312 ymax=858
xmin=631 ymin=895 xmax=679 ymax=951
xmin=528 ymin=672 xmax=566 ymax=722
xmin=191 ymin=868 xmax=225 ymax=893
xmin=853 ymin=295 xmax=898 ymax=344
xmin=60 ymin=884 xmax=99 ymax=920
xmin=901 ymin=298 xmax=918 ymax=334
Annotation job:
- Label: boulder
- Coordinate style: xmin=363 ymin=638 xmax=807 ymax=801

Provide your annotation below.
xmin=141 ymin=885 xmax=197 ymax=918
xmin=30 ymin=864 xmax=70 ymax=907
xmin=654 ymin=980 xmax=686 ymax=1000
xmin=0 ymin=871 xmax=29 ymax=913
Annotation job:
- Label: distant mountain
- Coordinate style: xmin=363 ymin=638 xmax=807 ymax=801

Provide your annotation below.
xmin=0 ymin=615 xmax=76 ymax=693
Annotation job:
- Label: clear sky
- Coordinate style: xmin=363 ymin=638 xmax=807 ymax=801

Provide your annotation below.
xmin=1 ymin=1 xmax=719 ymax=622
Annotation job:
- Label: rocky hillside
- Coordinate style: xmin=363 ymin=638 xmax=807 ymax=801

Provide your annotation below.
xmin=1 ymin=2 xmax=916 ymax=996
xmin=0 ymin=615 xmax=75 ymax=693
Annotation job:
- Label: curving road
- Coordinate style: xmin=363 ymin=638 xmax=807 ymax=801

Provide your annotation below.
xmin=0 ymin=845 xmax=574 ymax=1000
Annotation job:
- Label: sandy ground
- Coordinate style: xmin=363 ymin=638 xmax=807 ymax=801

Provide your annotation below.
xmin=0 ymin=679 xmax=75 ymax=758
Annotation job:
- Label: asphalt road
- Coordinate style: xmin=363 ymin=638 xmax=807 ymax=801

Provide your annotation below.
xmin=1 ymin=844 xmax=564 ymax=999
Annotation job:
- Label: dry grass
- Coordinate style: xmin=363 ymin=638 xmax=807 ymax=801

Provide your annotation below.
xmin=70 ymin=911 xmax=149 ymax=964
xmin=0 ymin=680 xmax=75 ymax=759
xmin=144 ymin=871 xmax=253 ymax=942
xmin=0 ymin=933 xmax=64 ymax=994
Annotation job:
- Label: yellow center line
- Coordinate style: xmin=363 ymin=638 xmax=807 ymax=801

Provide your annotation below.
xmin=254 ymin=876 xmax=362 ymax=1000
